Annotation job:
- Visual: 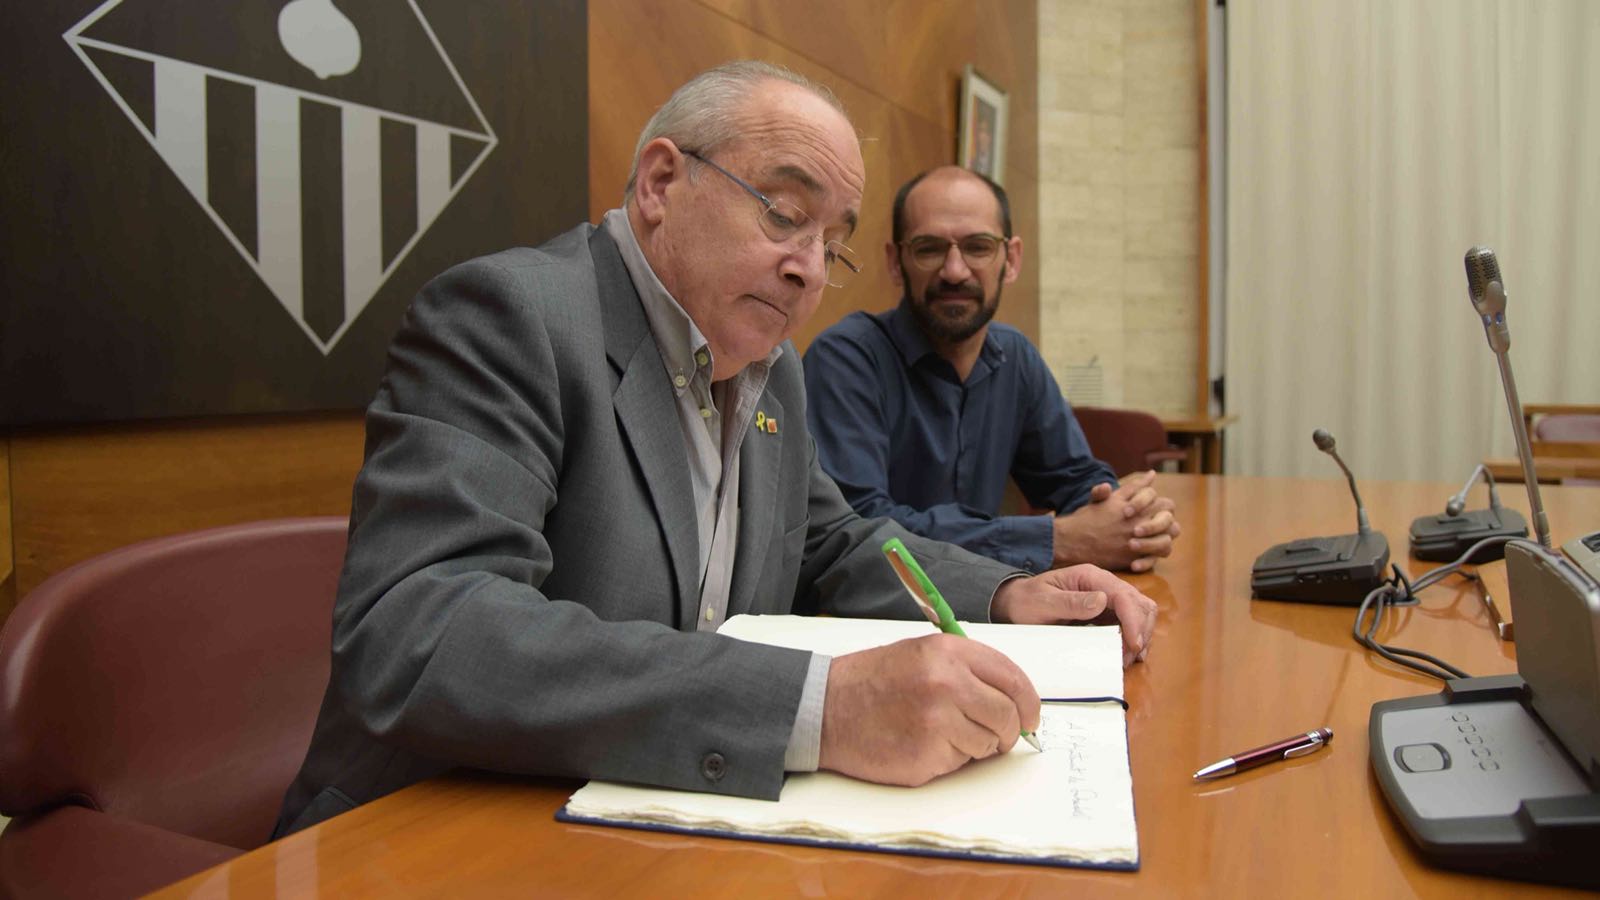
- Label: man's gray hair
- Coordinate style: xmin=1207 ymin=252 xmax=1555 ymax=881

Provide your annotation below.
xmin=622 ymin=60 xmax=847 ymax=205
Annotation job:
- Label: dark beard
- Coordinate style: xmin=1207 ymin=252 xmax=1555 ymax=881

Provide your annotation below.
xmin=901 ymin=262 xmax=1004 ymax=344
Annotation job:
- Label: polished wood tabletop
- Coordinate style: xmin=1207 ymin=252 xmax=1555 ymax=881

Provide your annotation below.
xmin=156 ymin=475 xmax=1598 ymax=898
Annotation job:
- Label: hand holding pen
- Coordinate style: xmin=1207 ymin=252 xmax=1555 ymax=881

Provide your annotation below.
xmin=882 ymin=538 xmax=1044 ymax=751
xmin=813 ymin=542 xmax=1043 ymax=787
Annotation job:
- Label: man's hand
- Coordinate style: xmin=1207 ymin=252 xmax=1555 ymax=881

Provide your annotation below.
xmin=818 ymin=635 xmax=1040 ymax=786
xmin=992 ymin=564 xmax=1159 ymax=666
xmin=1052 ymin=470 xmax=1181 ymax=572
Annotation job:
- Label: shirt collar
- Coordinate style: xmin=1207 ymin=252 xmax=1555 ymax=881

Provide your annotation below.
xmin=884 ymin=301 xmax=1006 ymax=372
xmin=602 ymin=208 xmax=783 ymax=392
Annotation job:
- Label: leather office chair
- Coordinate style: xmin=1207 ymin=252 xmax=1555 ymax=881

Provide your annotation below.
xmin=1533 ymin=410 xmax=1600 ymax=443
xmin=0 ymin=517 xmax=348 ymax=899
xmin=1531 ymin=405 xmax=1600 ymax=485
xmin=1072 ymin=406 xmax=1187 ymax=477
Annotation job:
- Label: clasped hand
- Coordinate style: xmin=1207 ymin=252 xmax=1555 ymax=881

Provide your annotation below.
xmin=1053 ymin=470 xmax=1180 ymax=572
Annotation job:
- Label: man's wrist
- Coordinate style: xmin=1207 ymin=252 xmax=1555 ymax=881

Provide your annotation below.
xmin=987 ymin=572 xmax=1032 ymax=623
xmin=1051 ymin=509 xmax=1085 ymax=568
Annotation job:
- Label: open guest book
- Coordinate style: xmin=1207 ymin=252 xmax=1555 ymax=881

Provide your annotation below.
xmin=558 ymin=615 xmax=1139 ymax=870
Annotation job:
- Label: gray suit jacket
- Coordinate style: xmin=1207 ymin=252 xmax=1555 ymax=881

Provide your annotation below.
xmin=276 ymin=224 xmax=1019 ymax=835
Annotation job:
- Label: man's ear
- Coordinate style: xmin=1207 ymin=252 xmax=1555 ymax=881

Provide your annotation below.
xmin=1001 ymin=235 xmax=1024 ymax=286
xmin=883 ymin=240 xmax=905 ymax=290
xmin=632 ymin=138 xmax=683 ymax=226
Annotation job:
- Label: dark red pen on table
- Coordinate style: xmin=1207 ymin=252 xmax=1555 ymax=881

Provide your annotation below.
xmin=1193 ymin=727 xmax=1333 ymax=780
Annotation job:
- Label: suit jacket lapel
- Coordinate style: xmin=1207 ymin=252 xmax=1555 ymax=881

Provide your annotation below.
xmin=591 ymin=227 xmax=701 ymax=627
xmin=731 ymin=389 xmax=782 ymax=612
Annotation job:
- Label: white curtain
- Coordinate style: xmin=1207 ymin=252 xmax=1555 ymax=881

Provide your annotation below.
xmin=1225 ymin=0 xmax=1600 ymax=482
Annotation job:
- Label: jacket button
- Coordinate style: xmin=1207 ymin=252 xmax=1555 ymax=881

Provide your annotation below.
xmin=700 ymin=752 xmax=727 ymax=782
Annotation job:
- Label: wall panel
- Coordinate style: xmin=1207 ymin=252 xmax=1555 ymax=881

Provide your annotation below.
xmin=8 ymin=415 xmax=363 ymax=600
xmin=1 ymin=441 xmax=12 ymax=618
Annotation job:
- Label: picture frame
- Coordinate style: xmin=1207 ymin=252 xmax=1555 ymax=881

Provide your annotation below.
xmin=958 ymin=64 xmax=1008 ymax=185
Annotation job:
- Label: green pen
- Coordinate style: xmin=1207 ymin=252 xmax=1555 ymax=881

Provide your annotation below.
xmin=881 ymin=537 xmax=1044 ymax=752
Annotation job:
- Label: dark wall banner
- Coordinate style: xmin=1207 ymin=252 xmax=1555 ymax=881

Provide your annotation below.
xmin=1 ymin=1 xmax=588 ymax=425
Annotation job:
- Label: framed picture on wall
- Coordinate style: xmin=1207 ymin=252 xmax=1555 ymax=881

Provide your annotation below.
xmin=958 ymin=65 xmax=1007 ymax=185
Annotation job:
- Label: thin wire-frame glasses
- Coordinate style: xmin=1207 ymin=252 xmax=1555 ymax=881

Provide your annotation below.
xmin=682 ymin=149 xmax=861 ymax=288
xmin=899 ymin=234 xmax=1006 ymax=272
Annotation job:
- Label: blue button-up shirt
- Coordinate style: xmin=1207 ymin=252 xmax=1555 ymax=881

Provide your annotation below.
xmin=803 ymin=304 xmax=1117 ymax=572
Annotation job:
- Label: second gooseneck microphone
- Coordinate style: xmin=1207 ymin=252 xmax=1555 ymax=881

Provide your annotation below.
xmin=1446 ymin=464 xmax=1500 ymax=518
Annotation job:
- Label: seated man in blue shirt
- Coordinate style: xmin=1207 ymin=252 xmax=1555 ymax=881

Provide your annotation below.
xmin=804 ymin=166 xmax=1181 ymax=573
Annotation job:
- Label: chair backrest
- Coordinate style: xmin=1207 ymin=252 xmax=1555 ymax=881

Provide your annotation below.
xmin=0 ymin=517 xmax=347 ymax=850
xmin=1072 ymin=406 xmax=1180 ymax=477
xmin=1534 ymin=413 xmax=1600 ymax=443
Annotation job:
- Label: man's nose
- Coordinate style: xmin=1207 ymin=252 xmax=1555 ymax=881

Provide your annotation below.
xmin=781 ymin=234 xmax=829 ymax=290
xmin=938 ymin=243 xmax=973 ymax=281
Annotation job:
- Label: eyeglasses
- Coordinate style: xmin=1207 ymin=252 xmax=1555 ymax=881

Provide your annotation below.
xmin=899 ymin=234 xmax=1007 ymax=272
xmin=681 ymin=149 xmax=861 ymax=287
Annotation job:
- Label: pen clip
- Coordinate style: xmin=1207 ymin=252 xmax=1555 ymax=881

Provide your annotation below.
xmin=1282 ymin=741 xmax=1322 ymax=759
xmin=1281 ymin=730 xmax=1329 ymax=759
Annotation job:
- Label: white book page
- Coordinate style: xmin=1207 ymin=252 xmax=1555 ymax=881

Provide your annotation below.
xmin=564 ymin=616 xmax=1138 ymax=865
xmin=716 ymin=614 xmax=1124 ymax=700
xmin=566 ymin=704 xmax=1136 ymax=864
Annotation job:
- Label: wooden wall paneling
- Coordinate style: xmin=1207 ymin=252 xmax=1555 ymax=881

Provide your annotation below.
xmin=8 ymin=414 xmax=364 ymax=599
xmin=1194 ymin=0 xmax=1211 ymax=414
xmin=693 ymin=0 xmax=887 ymax=94
xmin=1 ymin=439 xmax=13 ymax=619
xmin=878 ymin=1 xmax=968 ymax=132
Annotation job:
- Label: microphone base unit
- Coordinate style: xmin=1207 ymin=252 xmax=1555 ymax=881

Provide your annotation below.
xmin=1369 ymin=676 xmax=1600 ymax=891
xmin=1372 ymin=530 xmax=1600 ymax=890
xmin=1409 ymin=507 xmax=1529 ymax=563
xmin=1250 ymin=531 xmax=1391 ymax=605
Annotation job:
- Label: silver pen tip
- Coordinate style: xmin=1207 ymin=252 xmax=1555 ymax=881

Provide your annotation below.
xmin=1023 ymin=732 xmax=1044 ymax=752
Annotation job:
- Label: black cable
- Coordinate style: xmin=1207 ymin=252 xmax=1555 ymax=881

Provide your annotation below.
xmin=1349 ymin=531 xmax=1518 ymax=682
xmin=1353 ymin=572 xmax=1466 ymax=681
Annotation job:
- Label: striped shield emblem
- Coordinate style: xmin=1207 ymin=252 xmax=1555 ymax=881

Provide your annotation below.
xmin=64 ymin=0 xmax=498 ymax=355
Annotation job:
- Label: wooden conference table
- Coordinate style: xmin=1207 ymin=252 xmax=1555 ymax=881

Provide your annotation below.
xmin=157 ymin=475 xmax=1598 ymax=898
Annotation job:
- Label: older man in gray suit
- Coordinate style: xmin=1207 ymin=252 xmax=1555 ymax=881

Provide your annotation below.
xmin=276 ymin=61 xmax=1158 ymax=836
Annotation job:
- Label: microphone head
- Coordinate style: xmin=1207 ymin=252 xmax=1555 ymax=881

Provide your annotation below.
xmin=1312 ymin=428 xmax=1336 ymax=452
xmin=1446 ymin=497 xmax=1465 ymax=517
xmin=1464 ymin=246 xmax=1502 ymax=310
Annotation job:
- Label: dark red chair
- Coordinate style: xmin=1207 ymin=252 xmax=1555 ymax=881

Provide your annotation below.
xmin=1072 ymin=406 xmax=1187 ymax=477
xmin=0 ymin=517 xmax=347 ymax=899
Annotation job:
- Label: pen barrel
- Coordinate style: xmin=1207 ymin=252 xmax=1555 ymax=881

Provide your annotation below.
xmin=1232 ymin=730 xmax=1328 ymax=771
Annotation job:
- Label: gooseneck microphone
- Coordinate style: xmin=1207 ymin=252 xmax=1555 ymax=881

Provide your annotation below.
xmin=1463 ymin=247 xmax=1551 ymax=547
xmin=1250 ymin=427 xmax=1390 ymax=604
xmin=1409 ymin=459 xmax=1526 ymax=562
xmin=1445 ymin=463 xmax=1500 ymax=518
xmin=1312 ymin=428 xmax=1371 ymax=535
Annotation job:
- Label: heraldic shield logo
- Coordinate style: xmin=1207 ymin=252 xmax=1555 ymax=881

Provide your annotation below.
xmin=64 ymin=0 xmax=498 ymax=355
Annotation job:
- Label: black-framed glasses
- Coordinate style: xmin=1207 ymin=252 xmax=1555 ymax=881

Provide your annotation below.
xmin=682 ymin=149 xmax=861 ymax=288
xmin=899 ymin=234 xmax=1006 ymax=272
